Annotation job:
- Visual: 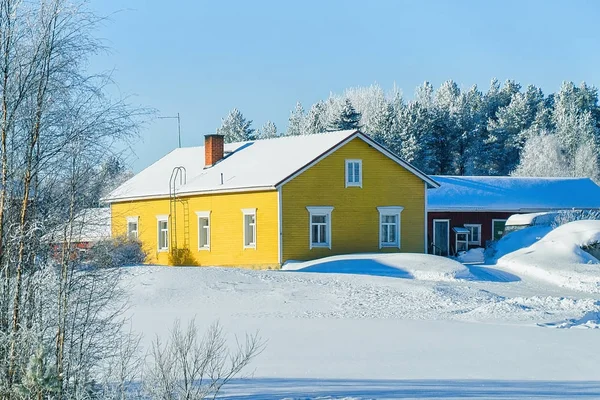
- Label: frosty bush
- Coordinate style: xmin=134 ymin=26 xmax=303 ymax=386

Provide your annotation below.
xmin=551 ymin=210 xmax=600 ymax=229
xmin=88 ymin=237 xmax=147 ymax=268
xmin=144 ymin=319 xmax=265 ymax=400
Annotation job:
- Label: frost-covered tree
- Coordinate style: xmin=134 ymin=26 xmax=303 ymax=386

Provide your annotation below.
xmin=512 ymin=132 xmax=570 ymax=177
xmin=327 ymin=98 xmax=361 ymax=131
xmin=574 ymin=144 xmax=600 ymax=182
xmin=286 ymin=102 xmax=305 ymax=136
xmin=303 ymin=101 xmax=327 ymax=135
xmin=216 ymin=108 xmax=255 ymax=143
xmin=257 ymin=120 xmax=278 ymax=139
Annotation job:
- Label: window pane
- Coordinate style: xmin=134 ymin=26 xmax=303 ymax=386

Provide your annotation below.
xmin=312 ymin=215 xmax=326 ymax=224
xmin=382 ymin=224 xmax=389 ymax=242
xmin=319 ymin=224 xmax=326 ymax=243
xmin=199 ymin=218 xmax=208 ymax=247
xmin=245 ymin=214 xmax=255 ymax=246
xmin=311 ymin=224 xmax=319 ymax=243
xmin=347 ymin=164 xmax=353 ymax=182
xmin=389 ymin=225 xmax=396 ymax=242
xmin=353 ymin=163 xmax=360 ymax=182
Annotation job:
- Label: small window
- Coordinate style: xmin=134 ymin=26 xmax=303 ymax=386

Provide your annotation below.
xmin=157 ymin=216 xmax=169 ymax=251
xmin=465 ymin=224 xmax=482 ymax=245
xmin=196 ymin=211 xmax=210 ymax=250
xmin=242 ymin=208 xmax=256 ymax=248
xmin=377 ymin=206 xmax=403 ymax=249
xmin=126 ymin=217 xmax=138 ymax=239
xmin=345 ymin=159 xmax=362 ymax=187
xmin=307 ymin=206 xmax=334 ymax=249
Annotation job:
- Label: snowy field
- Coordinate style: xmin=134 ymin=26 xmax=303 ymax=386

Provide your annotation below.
xmin=123 ymin=237 xmax=600 ymax=399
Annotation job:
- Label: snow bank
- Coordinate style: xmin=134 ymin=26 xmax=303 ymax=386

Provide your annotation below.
xmin=490 ymin=225 xmax=553 ymax=260
xmin=498 ymin=220 xmax=600 ymax=292
xmin=456 ymin=248 xmax=485 ymax=264
xmin=282 ymin=253 xmax=471 ymax=281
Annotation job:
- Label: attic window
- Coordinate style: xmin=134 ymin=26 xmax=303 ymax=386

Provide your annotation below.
xmin=345 ymin=159 xmax=362 ymax=188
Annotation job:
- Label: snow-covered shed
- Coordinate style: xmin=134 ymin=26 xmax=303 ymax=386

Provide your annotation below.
xmin=44 ymin=207 xmax=112 ymax=249
xmin=427 ymin=176 xmax=600 ymax=256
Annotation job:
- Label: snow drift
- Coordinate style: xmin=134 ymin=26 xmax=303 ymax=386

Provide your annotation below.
xmin=498 ymin=220 xmax=600 ymax=292
xmin=282 ymin=253 xmax=471 ymax=281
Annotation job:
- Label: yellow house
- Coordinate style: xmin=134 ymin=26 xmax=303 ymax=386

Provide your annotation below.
xmin=104 ymin=130 xmax=439 ymax=268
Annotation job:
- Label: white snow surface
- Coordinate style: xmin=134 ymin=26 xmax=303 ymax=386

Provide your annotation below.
xmin=428 ymin=175 xmax=600 ymax=212
xmin=281 ymin=253 xmax=471 ymax=281
xmin=123 ymin=253 xmax=600 ymax=398
xmin=505 ymin=211 xmax=558 ymax=226
xmin=498 ymin=220 xmax=600 ymax=293
xmin=456 ymin=247 xmax=485 ymax=263
xmin=491 ymin=225 xmax=553 ymax=260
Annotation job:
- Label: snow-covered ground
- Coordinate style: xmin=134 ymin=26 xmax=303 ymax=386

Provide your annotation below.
xmin=123 ymin=244 xmax=600 ymax=398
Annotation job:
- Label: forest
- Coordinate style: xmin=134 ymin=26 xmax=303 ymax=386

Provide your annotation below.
xmin=216 ymin=80 xmax=600 ymax=182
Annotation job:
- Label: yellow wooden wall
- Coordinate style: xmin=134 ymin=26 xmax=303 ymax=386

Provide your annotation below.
xmin=111 ymin=190 xmax=279 ymax=267
xmin=281 ymin=137 xmax=426 ymax=261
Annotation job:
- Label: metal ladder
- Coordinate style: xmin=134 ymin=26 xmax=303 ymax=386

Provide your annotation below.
xmin=169 ymin=166 xmax=187 ymax=254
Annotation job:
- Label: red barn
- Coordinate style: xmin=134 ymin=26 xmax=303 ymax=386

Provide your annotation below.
xmin=427 ymin=176 xmax=600 ymax=256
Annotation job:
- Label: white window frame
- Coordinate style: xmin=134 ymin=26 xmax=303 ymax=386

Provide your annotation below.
xmin=464 ymin=224 xmax=482 ymax=246
xmin=345 ymin=159 xmax=362 ymax=188
xmin=307 ymin=206 xmax=334 ymax=249
xmin=196 ymin=211 xmax=211 ymax=251
xmin=126 ymin=216 xmax=139 ymax=239
xmin=156 ymin=215 xmax=169 ymax=252
xmin=242 ymin=208 xmax=257 ymax=249
xmin=377 ymin=206 xmax=403 ymax=249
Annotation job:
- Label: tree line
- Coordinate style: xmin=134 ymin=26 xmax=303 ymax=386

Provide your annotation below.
xmin=216 ymin=80 xmax=600 ymax=181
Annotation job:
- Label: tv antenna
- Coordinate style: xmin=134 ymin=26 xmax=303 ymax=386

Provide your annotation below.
xmin=158 ymin=112 xmax=182 ymax=148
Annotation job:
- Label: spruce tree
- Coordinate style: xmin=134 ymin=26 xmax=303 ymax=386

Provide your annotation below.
xmin=287 ymin=102 xmax=305 ymax=136
xmin=257 ymin=120 xmax=278 ymax=139
xmin=216 ymin=108 xmax=255 ymax=143
xmin=327 ymin=98 xmax=361 ymax=131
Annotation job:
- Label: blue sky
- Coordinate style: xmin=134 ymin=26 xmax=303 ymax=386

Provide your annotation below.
xmin=90 ymin=0 xmax=600 ymax=172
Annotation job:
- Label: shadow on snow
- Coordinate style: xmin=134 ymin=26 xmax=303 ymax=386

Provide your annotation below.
xmin=220 ymin=378 xmax=600 ymax=399
xmin=463 ymin=265 xmax=521 ymax=283
xmin=288 ymin=259 xmax=413 ymax=279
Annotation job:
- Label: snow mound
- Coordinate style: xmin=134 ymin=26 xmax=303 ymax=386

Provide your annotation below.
xmin=490 ymin=225 xmax=552 ymax=260
xmin=282 ymin=253 xmax=471 ymax=281
xmin=498 ymin=220 xmax=600 ymax=292
xmin=457 ymin=247 xmax=484 ymax=263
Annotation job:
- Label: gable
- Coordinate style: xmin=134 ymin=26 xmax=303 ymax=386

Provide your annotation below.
xmin=280 ymin=136 xmax=426 ymax=189
xmin=276 ymin=133 xmax=439 ymax=189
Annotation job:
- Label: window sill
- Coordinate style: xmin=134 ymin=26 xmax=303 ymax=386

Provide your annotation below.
xmin=198 ymin=247 xmax=210 ymax=251
xmin=345 ymin=184 xmax=362 ymax=188
xmin=158 ymin=249 xmax=169 ymax=253
xmin=244 ymin=245 xmax=256 ymax=250
xmin=310 ymin=244 xmax=331 ymax=249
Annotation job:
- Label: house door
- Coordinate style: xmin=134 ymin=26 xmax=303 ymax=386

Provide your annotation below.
xmin=433 ymin=220 xmax=450 ymax=256
xmin=492 ymin=219 xmax=507 ymax=240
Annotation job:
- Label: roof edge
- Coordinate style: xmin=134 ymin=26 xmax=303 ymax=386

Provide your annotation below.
xmin=102 ymin=185 xmax=277 ymax=204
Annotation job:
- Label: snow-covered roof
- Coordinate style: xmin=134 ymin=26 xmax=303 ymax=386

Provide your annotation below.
xmin=44 ymin=208 xmax=111 ymax=244
xmin=428 ymin=176 xmax=600 ymax=212
xmin=105 ymin=130 xmax=438 ymax=202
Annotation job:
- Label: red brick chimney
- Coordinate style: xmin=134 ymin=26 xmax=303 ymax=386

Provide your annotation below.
xmin=204 ymin=134 xmax=224 ymax=167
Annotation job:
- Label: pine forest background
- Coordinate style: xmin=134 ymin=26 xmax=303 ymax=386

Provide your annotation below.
xmin=216 ymin=80 xmax=600 ymax=182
